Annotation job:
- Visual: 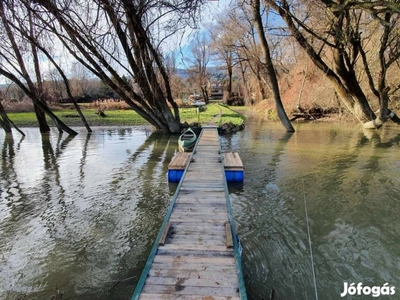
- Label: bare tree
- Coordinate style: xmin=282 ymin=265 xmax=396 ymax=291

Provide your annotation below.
xmin=21 ymin=0 xmax=207 ymax=133
xmin=0 ymin=0 xmax=77 ymax=135
xmin=264 ymin=0 xmax=400 ymax=128
xmin=188 ymin=32 xmax=211 ymax=103
xmin=225 ymin=4 xmax=271 ymax=101
xmin=251 ymin=0 xmax=294 ymax=132
xmin=209 ymin=19 xmax=237 ymax=102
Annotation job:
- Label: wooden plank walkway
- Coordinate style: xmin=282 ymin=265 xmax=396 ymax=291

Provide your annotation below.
xmin=132 ymin=126 xmax=247 ymax=300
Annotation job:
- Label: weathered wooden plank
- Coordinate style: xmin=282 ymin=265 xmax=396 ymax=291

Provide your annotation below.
xmin=169 ymin=230 xmax=225 ymax=239
xmin=172 ymin=210 xmax=227 ymax=217
xmin=171 ymin=221 xmax=225 ymax=227
xmin=177 ymin=189 xmax=225 ymax=195
xmin=173 ymin=202 xmax=227 ymax=209
xmin=183 ymin=179 xmax=224 ymax=187
xmin=176 ymin=227 xmax=224 ymax=237
xmin=152 ymin=255 xmax=235 ymax=265
xmin=169 ymin=215 xmax=228 ymax=223
xmin=166 ymin=236 xmax=226 ymax=246
xmin=159 ymin=243 xmax=230 ymax=252
xmin=159 ymin=222 xmax=171 ymax=246
xmin=170 ymin=211 xmax=228 ymax=217
xmin=184 ymin=169 xmax=222 ymax=174
xmin=142 ymin=284 xmax=238 ymax=297
xmin=170 ymin=227 xmax=225 ymax=239
xmin=222 ymin=152 xmax=243 ymax=169
xmin=184 ymin=171 xmax=224 ymax=177
xmin=150 ymin=262 xmax=237 ymax=273
xmin=169 ymin=216 xmax=228 ymax=225
xmin=175 ymin=196 xmax=226 ymax=202
xmin=171 ymin=222 xmax=226 ymax=234
xmin=179 ymin=187 xmax=226 ymax=192
xmin=148 ymin=266 xmax=238 ymax=279
xmin=181 ymin=181 xmax=223 ymax=185
xmin=145 ymin=275 xmax=238 ymax=288
xmin=182 ymin=178 xmax=224 ymax=183
xmin=187 ymin=160 xmax=221 ymax=164
xmin=156 ymin=248 xmax=234 ymax=257
xmin=184 ymin=174 xmax=222 ymax=178
xmin=176 ymin=194 xmax=226 ymax=200
xmin=225 ymin=222 xmax=233 ymax=249
xmin=174 ymin=200 xmax=226 ymax=207
xmin=168 ymin=153 xmax=191 ymax=169
xmin=172 ymin=206 xmax=228 ymax=214
xmin=180 ymin=183 xmax=225 ymax=188
xmin=196 ymin=142 xmax=218 ymax=144
xmin=190 ymin=156 xmax=220 ymax=160
xmin=140 ymin=294 xmax=240 ymax=300
xmin=169 ymin=231 xmax=225 ymax=239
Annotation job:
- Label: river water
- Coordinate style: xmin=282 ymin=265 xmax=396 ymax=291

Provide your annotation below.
xmin=0 ymin=122 xmax=399 ymax=300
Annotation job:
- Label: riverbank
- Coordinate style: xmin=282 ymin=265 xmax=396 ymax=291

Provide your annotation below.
xmin=247 ymin=100 xmax=355 ymax=123
xmin=5 ymin=104 xmax=247 ymax=130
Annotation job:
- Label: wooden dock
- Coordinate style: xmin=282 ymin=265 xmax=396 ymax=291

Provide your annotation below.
xmin=168 ymin=152 xmax=244 ymax=183
xmin=132 ymin=126 xmax=247 ymax=299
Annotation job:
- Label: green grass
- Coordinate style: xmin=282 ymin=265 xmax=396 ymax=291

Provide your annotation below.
xmin=6 ymin=104 xmax=245 ymax=128
xmin=6 ymin=112 xmax=42 ymax=127
xmin=179 ymin=104 xmax=245 ymax=126
xmin=7 ymin=109 xmax=148 ymax=127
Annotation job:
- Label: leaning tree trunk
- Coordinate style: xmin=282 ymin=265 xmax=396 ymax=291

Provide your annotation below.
xmin=0 ymin=100 xmax=25 ymax=135
xmin=33 ymin=102 xmax=50 ymax=133
xmin=0 ymin=1 xmax=76 ymax=136
xmin=252 ymin=0 xmax=295 ymax=132
xmin=0 ymin=101 xmax=12 ymax=134
xmin=36 ymin=99 xmax=78 ymax=135
xmin=49 ymin=59 xmax=92 ymax=132
xmin=267 ymin=0 xmax=376 ymax=125
xmin=330 ymin=78 xmax=376 ymax=123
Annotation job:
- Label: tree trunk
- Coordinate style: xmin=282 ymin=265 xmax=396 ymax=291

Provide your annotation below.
xmin=26 ymin=0 xmax=182 ymax=133
xmin=267 ymin=0 xmax=376 ymax=124
xmin=330 ymin=78 xmax=376 ymax=123
xmin=0 ymin=1 xmax=77 ymax=135
xmin=28 ymin=40 xmax=92 ymax=132
xmin=0 ymin=101 xmax=12 ymax=134
xmin=201 ymin=85 xmax=209 ymax=104
xmin=0 ymin=100 xmax=25 ymax=136
xmin=252 ymin=0 xmax=295 ymax=132
xmin=227 ymin=64 xmax=233 ymax=97
xmin=34 ymin=102 xmax=51 ymax=133
xmin=239 ymin=61 xmax=252 ymax=105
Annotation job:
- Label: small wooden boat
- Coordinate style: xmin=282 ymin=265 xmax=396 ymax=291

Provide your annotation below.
xmin=178 ymin=128 xmax=196 ymax=152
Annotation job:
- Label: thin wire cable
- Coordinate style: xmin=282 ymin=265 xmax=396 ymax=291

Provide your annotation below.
xmin=302 ymin=183 xmax=319 ymax=300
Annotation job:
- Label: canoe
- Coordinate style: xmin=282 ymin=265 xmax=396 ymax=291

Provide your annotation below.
xmin=178 ymin=128 xmax=196 ymax=152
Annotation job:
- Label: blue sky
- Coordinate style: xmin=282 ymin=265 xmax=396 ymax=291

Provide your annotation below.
xmin=0 ymin=1 xmax=233 ymax=84
xmin=169 ymin=0 xmax=233 ymax=69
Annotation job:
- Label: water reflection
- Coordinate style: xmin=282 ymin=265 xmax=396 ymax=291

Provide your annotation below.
xmin=0 ymin=127 xmax=179 ymax=300
xmin=1 ymin=123 xmax=399 ymax=300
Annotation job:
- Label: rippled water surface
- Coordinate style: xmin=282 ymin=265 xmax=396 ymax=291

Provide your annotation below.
xmin=0 ymin=127 xmax=177 ymax=299
xmin=1 ymin=122 xmax=400 ymax=300
xmin=220 ymin=121 xmax=400 ymax=300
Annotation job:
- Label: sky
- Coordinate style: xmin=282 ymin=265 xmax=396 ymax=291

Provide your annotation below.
xmin=171 ymin=0 xmax=234 ymax=69
xmin=0 ymin=0 xmax=234 ymax=85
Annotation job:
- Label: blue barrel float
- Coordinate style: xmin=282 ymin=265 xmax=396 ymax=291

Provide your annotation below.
xmin=168 ymin=152 xmax=244 ymax=183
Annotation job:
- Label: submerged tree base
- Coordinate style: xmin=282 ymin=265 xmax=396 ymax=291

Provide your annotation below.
xmin=363 ymin=110 xmax=400 ymax=129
